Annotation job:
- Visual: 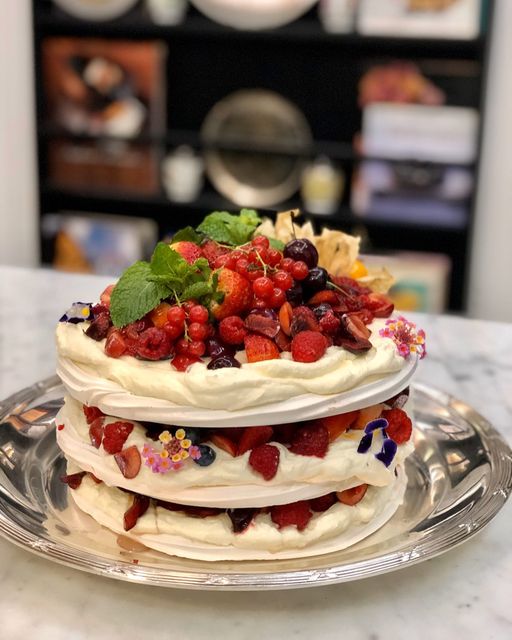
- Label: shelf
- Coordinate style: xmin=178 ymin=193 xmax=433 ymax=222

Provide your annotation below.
xmin=40 ymin=185 xmax=469 ymax=235
xmin=34 ymin=7 xmax=485 ymax=59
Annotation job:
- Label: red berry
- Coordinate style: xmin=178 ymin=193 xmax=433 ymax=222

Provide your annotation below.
xmin=244 ymin=333 xmax=280 ymax=363
xmin=219 ymin=316 xmax=247 ymax=345
xmin=102 ymin=421 xmax=134 ymax=455
xmin=182 ymin=300 xmax=197 ymax=314
xmin=266 ymin=248 xmax=282 ymax=267
xmin=290 ymin=422 xmax=329 ymax=457
xmin=167 ymin=305 xmax=186 ymax=327
xmin=61 ymin=472 xmax=86 ymax=490
xmin=171 ymin=354 xmax=201 ymax=371
xmin=176 ymin=338 xmax=190 ymax=355
xmin=235 ymin=258 xmax=249 ymax=277
xmin=189 ymin=304 xmax=209 ymax=324
xmin=114 ymin=445 xmax=141 ymax=479
xmin=100 ymin=284 xmax=115 ymax=307
xmin=254 ymin=298 xmax=269 ymax=309
xmin=382 ymin=408 xmax=413 ymax=444
xmin=105 ymin=330 xmax=127 ymax=358
xmin=253 ymin=276 xmax=274 ymax=299
xmin=319 ymin=310 xmax=341 ymax=335
xmin=237 ymin=426 xmax=274 ymax=456
xmin=268 ymin=287 xmax=286 ymax=308
xmin=248 ymin=444 xmax=280 ymax=480
xmin=88 ymin=417 xmax=105 ymax=449
xmin=280 ymin=257 xmax=294 ymax=272
xmin=83 ymin=405 xmax=104 ymax=425
xmin=188 ymin=322 xmax=208 ymax=341
xmin=337 ymin=484 xmax=368 ymax=506
xmin=248 ymin=268 xmax=264 ymax=282
xmin=135 ymin=327 xmax=172 ymax=360
xmin=273 ymin=270 xmax=293 ymax=291
xmin=290 ymin=306 xmax=319 ymax=336
xmin=291 ymin=260 xmax=309 ymax=280
xmin=271 ymin=501 xmax=312 ymax=531
xmin=252 ymin=235 xmax=270 ymax=249
xmin=291 ymin=331 xmax=328 ymax=363
xmin=209 ymin=433 xmax=238 ymax=457
xmin=123 ymin=494 xmax=150 ymax=532
xmin=188 ymin=340 xmax=206 ymax=357
xmin=163 ymin=322 xmax=183 ymax=340
xmin=310 ymin=493 xmax=337 ymax=512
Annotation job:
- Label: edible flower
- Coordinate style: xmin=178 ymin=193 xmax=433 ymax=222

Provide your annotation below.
xmin=379 ymin=316 xmax=426 ymax=360
xmin=375 ymin=439 xmax=398 ymax=467
xmin=141 ymin=428 xmax=203 ymax=474
xmin=59 ymin=302 xmax=93 ymax=324
xmin=356 ymin=417 xmax=397 ymax=467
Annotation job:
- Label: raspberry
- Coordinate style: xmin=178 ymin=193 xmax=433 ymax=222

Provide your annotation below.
xmin=237 ymin=426 xmax=274 ymax=456
xmin=291 ymin=331 xmax=328 ymax=363
xmin=310 ymin=493 xmax=337 ymax=512
xmin=290 ymin=422 xmax=329 ymax=458
xmin=102 ymin=421 xmax=134 ymax=454
xmin=319 ymin=310 xmax=341 ymax=335
xmin=248 ymin=444 xmax=280 ymax=480
xmin=135 ymin=327 xmax=172 ymax=360
xmin=382 ymin=408 xmax=413 ymax=444
xmin=83 ymin=405 xmax=104 ymax=425
xmin=219 ymin=316 xmax=247 ymax=345
xmin=271 ymin=501 xmax=312 ymax=531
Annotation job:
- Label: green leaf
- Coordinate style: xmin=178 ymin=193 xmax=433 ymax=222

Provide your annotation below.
xmin=197 ymin=210 xmax=261 ymax=246
xmin=268 ymin=237 xmax=285 ymax=251
xmin=181 ymin=281 xmax=212 ymax=302
xmin=239 ymin=209 xmax=261 ymax=226
xmin=110 ymin=262 xmax=171 ymax=327
xmin=171 ymin=226 xmax=203 ymax=245
xmin=150 ymin=243 xmax=188 ymax=277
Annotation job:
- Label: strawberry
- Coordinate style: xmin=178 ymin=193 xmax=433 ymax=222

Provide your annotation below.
xmin=209 ymin=433 xmax=237 ymax=457
xmin=321 ymin=410 xmax=359 ymax=442
xmin=105 ymin=330 xmax=127 ymax=358
xmin=272 ymin=423 xmax=295 ymax=445
xmin=290 ymin=422 xmax=329 ymax=458
xmin=237 ymin=426 xmax=274 ymax=456
xmin=201 ymin=239 xmax=229 ymax=266
xmin=61 ymin=472 xmax=86 ymax=490
xmin=337 ymin=484 xmax=368 ymax=506
xmin=354 ymin=404 xmax=384 ymax=429
xmin=83 ymin=405 xmax=104 ymax=425
xmin=102 ymin=421 xmax=134 ymax=455
xmin=88 ymin=417 xmax=105 ymax=449
xmin=271 ymin=501 xmax=312 ymax=531
xmin=123 ymin=494 xmax=150 ymax=531
xmin=249 ymin=444 xmax=280 ymax=480
xmin=216 ymin=427 xmax=245 ymax=444
xmin=382 ymin=408 xmax=413 ymax=444
xmin=244 ymin=333 xmax=280 ymax=363
xmin=170 ymin=241 xmax=203 ymax=264
xmin=210 ymin=268 xmax=252 ymax=320
xmin=310 ymin=493 xmax=337 ymax=512
xmin=100 ymin=284 xmax=115 ymax=307
xmin=114 ymin=446 xmax=141 ymax=479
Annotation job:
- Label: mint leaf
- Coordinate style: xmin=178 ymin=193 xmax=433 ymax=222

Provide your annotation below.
xmin=197 ymin=210 xmax=261 ymax=246
xmin=171 ymin=226 xmax=203 ymax=245
xmin=110 ymin=262 xmax=171 ymax=327
xmin=181 ymin=281 xmax=212 ymax=302
xmin=150 ymin=243 xmax=190 ymax=278
xmin=268 ymin=237 xmax=285 ymax=251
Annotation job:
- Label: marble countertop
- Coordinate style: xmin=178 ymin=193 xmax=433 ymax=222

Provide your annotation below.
xmin=1 ymin=266 xmax=511 ymax=640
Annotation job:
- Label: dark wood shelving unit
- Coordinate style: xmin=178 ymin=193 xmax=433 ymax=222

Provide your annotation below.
xmin=33 ymin=0 xmax=493 ymax=311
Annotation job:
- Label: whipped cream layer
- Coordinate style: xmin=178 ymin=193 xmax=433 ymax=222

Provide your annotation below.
xmin=56 ymin=396 xmax=413 ymax=507
xmin=56 ymin=319 xmax=405 ymax=412
xmin=69 ymin=468 xmax=407 ymax=559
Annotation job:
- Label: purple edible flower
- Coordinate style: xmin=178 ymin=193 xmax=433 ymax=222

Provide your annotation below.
xmin=357 ymin=433 xmax=374 ymax=454
xmin=375 ymin=439 xmax=398 ymax=467
xmin=364 ymin=418 xmax=388 ymax=434
xmin=59 ymin=302 xmax=93 ymax=324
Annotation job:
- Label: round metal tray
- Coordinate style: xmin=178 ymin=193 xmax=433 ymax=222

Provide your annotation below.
xmin=0 ymin=377 xmax=510 ymax=590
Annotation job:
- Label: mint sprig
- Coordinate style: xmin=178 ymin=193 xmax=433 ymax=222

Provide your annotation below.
xmin=110 ymin=243 xmax=217 ymax=328
xmin=197 ymin=209 xmax=261 ymax=246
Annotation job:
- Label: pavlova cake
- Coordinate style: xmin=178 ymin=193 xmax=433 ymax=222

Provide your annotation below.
xmin=55 ymin=209 xmax=426 ymax=561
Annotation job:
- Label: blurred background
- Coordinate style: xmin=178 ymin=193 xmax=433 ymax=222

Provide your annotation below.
xmin=1 ymin=0 xmax=510 ymax=321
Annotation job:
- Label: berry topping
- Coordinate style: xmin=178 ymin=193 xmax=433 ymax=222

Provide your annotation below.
xmin=209 ymin=433 xmax=238 ymax=457
xmin=114 ymin=446 xmax=141 ymax=479
xmin=170 ymin=240 xmax=203 ymax=264
xmin=310 ymin=493 xmax=338 ymax=512
xmin=290 ymin=306 xmax=319 ymax=336
xmin=219 ymin=316 xmax=248 ymax=345
xmin=135 ymin=327 xmax=173 ymax=361
xmin=83 ymin=405 xmax=104 ymax=424
xmin=193 ymin=444 xmax=217 ymax=466
xmin=318 ymin=310 xmax=341 ymax=335
xmin=290 ymin=422 xmax=329 ymax=457
xmin=283 ymin=238 xmax=319 ymax=268
xmin=61 ymin=472 xmax=86 ymax=490
xmin=302 ymin=267 xmax=328 ymax=296
xmin=228 ymin=508 xmax=256 ymax=533
xmin=210 ymin=268 xmax=252 ymax=320
xmin=307 ymin=289 xmax=339 ymax=306
xmin=244 ymin=309 xmax=280 ymax=339
xmin=286 ymin=283 xmax=304 ymax=307
xmin=271 ymin=500 xmax=312 ymax=531
xmin=278 ymin=302 xmax=293 ymax=336
xmin=342 ymin=313 xmax=371 ymax=341
xmin=207 ymin=354 xmax=241 ymax=369
xmin=337 ymin=484 xmax=368 ymax=506
xmin=205 ymin=337 xmax=235 ymax=358
xmin=123 ymin=494 xmax=150 ymax=531
xmin=88 ymin=417 xmax=105 ymax=449
xmin=188 ymin=304 xmax=209 ymax=324
xmin=382 ymin=407 xmax=413 ymax=444
xmin=171 ymin=354 xmax=201 ymax=371
xmin=102 ymin=421 xmax=134 ymax=455
xmin=105 ymin=330 xmax=127 ymax=358
xmin=85 ymin=313 xmax=111 ymax=341
xmin=359 ymin=292 xmax=394 ymax=318
xmin=244 ymin=333 xmax=280 ymax=363
xmin=248 ymin=444 xmax=280 ymax=480
xmin=354 ymin=404 xmax=385 ymax=429
xmin=100 ymin=284 xmax=115 ymax=307
xmin=321 ymin=410 xmax=359 ymax=442
xmin=149 ymin=302 xmax=172 ymax=329
xmin=237 ymin=426 xmax=274 ymax=456
xmin=291 ymin=330 xmax=328 ymax=363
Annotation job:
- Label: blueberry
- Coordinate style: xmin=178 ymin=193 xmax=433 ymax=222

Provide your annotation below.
xmin=193 ymin=445 xmax=216 ymax=466
xmin=181 ymin=428 xmax=204 ymax=445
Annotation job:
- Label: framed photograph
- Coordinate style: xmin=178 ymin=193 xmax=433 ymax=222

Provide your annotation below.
xmin=357 ymin=0 xmax=482 ymax=40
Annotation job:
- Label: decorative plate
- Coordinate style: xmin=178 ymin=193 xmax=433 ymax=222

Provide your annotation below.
xmin=0 ymin=377 xmax=510 ymax=590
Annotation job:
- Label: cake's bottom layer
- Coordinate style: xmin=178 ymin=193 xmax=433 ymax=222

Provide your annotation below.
xmin=68 ymin=468 xmax=407 ymax=561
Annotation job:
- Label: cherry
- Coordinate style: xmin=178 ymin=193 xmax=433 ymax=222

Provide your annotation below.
xmin=284 ymin=238 xmax=318 ymax=268
xmin=207 ymin=355 xmax=241 ymax=369
xmin=302 ymin=267 xmax=328 ymax=295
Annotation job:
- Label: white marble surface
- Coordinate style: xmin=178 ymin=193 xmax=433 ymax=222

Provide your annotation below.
xmin=0 ymin=266 xmax=511 ymax=640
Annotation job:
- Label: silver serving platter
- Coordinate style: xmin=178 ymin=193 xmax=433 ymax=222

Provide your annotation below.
xmin=0 ymin=377 xmax=510 ymax=591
